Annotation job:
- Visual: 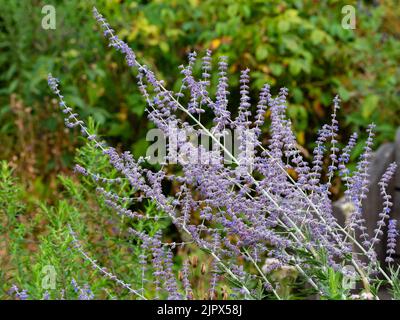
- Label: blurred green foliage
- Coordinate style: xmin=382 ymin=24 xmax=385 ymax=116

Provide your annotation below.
xmin=0 ymin=128 xmax=230 ymax=299
xmin=0 ymin=129 xmax=169 ymax=299
xmin=0 ymin=0 xmax=399 ymax=299
xmin=0 ymin=0 xmax=399 ymax=183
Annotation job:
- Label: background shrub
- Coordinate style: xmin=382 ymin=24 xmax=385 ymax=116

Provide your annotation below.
xmin=0 ymin=0 xmax=399 ymax=190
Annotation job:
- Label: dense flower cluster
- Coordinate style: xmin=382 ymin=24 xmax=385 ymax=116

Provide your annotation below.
xmin=9 ymin=285 xmax=29 ymax=300
xmin=386 ymin=220 xmax=399 ymax=264
xmin=46 ymin=7 xmax=399 ymax=300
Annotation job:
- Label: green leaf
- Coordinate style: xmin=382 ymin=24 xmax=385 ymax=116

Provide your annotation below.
xmin=159 ymin=41 xmax=169 ymax=53
xmin=7 ymin=79 xmax=18 ymax=93
xmin=277 ymin=20 xmax=290 ymax=33
xmin=255 ymin=45 xmax=269 ymax=61
xmin=289 ymin=59 xmax=302 ymax=76
xmin=361 ymin=95 xmax=379 ymax=119
xmin=310 ymin=29 xmax=325 ymax=45
xmin=270 ymin=63 xmax=283 ymax=76
xmin=338 ymin=86 xmax=350 ymax=102
xmin=127 ymin=94 xmax=146 ymax=117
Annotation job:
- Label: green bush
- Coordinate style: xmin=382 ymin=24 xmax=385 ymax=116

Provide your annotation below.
xmin=0 ymin=133 xmax=166 ymax=299
xmin=1 ymin=1 xmax=400 ymax=300
xmin=1 ymin=0 xmax=399 ymax=184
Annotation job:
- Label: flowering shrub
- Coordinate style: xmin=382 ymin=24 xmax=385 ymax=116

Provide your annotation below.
xmin=8 ymin=7 xmax=400 ymax=300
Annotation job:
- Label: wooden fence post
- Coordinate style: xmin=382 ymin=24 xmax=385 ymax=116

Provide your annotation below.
xmin=362 ymin=142 xmax=395 ymax=263
xmin=393 ymin=128 xmax=400 ymax=258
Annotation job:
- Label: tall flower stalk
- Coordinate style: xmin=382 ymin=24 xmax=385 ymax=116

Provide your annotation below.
xmin=45 ymin=7 xmax=399 ymax=300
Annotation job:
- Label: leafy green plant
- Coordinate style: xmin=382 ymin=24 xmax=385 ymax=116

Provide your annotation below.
xmin=1 ymin=1 xmax=399 ymax=189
